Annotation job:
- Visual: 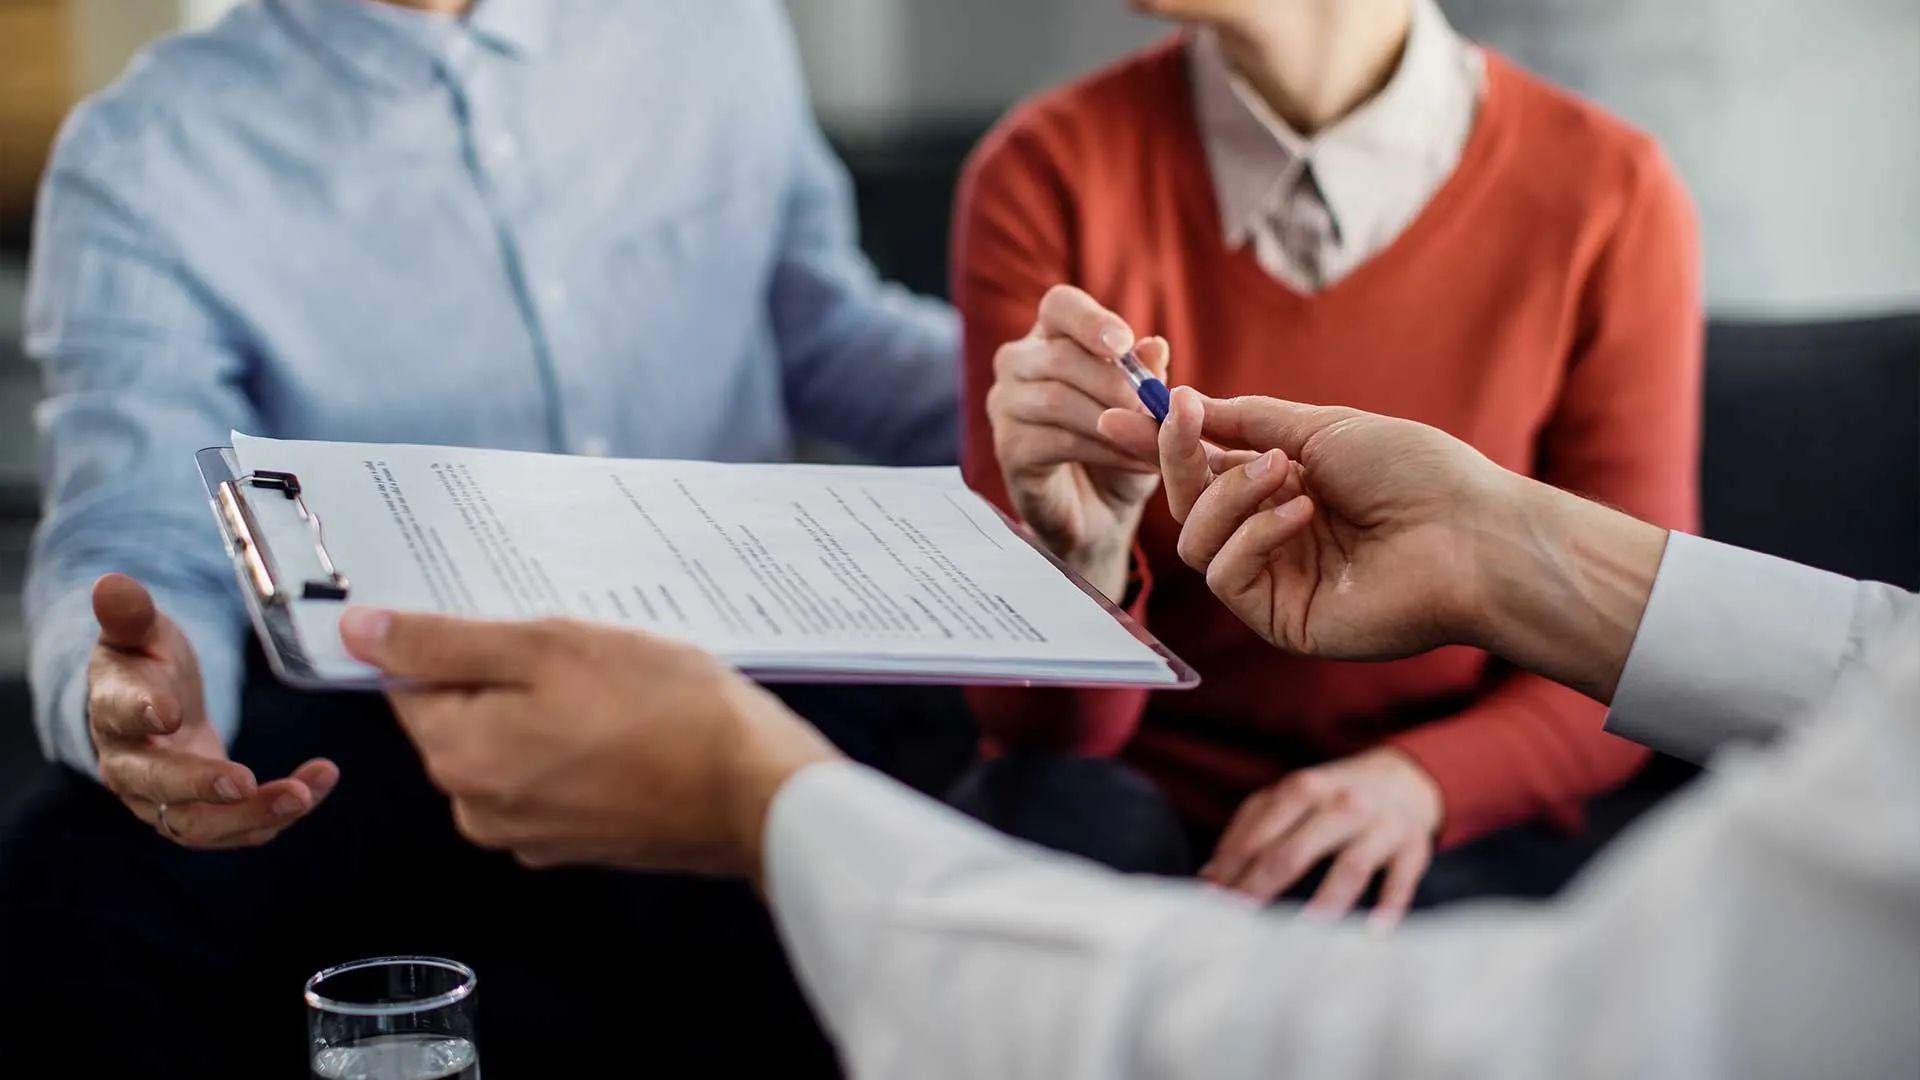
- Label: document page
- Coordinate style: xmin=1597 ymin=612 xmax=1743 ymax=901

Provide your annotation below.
xmin=230 ymin=434 xmax=1183 ymax=686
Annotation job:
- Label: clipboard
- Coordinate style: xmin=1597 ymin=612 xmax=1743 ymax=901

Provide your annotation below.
xmin=198 ymin=445 xmax=1200 ymax=693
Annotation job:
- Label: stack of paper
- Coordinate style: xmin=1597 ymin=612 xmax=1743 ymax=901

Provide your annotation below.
xmin=223 ymin=434 xmax=1192 ymax=689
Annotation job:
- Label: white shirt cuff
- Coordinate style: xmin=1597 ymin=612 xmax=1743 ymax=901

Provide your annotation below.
xmin=1606 ymin=532 xmax=1858 ymax=761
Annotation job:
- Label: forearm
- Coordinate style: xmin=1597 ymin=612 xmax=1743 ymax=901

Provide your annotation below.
xmin=1061 ymin=530 xmax=1136 ymax=603
xmin=779 ymin=284 xmax=961 ymax=465
xmin=1461 ymin=473 xmax=1902 ymax=763
xmin=1468 ymin=474 xmax=1667 ymax=705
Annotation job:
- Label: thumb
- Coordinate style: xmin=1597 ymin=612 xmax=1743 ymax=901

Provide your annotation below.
xmin=340 ymin=607 xmax=544 ymax=685
xmin=1198 ymin=395 xmax=1347 ymax=459
xmin=93 ymin=574 xmax=162 ymax=652
xmin=1135 ymin=336 xmax=1172 ymax=379
xmin=1158 ymin=387 xmax=1214 ymax=523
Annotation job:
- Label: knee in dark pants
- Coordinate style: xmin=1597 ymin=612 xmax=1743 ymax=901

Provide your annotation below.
xmin=947 ymin=752 xmax=1193 ymax=876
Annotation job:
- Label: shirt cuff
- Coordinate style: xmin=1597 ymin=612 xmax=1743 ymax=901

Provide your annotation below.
xmin=1605 ymin=532 xmax=1858 ymax=762
xmin=26 ymin=582 xmax=247 ymax=779
xmin=27 ymin=587 xmax=100 ymax=773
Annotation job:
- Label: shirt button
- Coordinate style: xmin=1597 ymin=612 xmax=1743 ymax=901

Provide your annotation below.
xmin=580 ymin=435 xmax=611 ymax=457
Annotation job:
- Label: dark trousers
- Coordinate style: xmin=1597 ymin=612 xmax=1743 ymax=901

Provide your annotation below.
xmin=0 ymin=653 xmax=975 ymax=1078
xmin=947 ymin=751 xmax=1693 ymax=907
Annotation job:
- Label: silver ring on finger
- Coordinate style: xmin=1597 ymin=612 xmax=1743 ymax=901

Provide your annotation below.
xmin=156 ymin=801 xmax=182 ymax=842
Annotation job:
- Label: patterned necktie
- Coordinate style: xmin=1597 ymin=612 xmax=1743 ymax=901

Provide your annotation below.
xmin=1261 ymin=161 xmax=1337 ymax=290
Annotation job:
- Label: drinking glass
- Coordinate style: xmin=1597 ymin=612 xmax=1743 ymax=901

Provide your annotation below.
xmin=306 ymin=956 xmax=480 ymax=1080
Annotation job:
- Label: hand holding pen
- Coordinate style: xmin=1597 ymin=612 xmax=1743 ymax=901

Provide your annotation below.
xmin=984 ymin=286 xmax=1174 ymax=599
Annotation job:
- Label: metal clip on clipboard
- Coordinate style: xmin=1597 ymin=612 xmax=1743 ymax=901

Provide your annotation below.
xmin=213 ymin=468 xmax=350 ymax=606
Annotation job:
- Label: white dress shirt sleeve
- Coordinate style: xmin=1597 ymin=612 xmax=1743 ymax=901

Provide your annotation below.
xmin=764 ymin=544 xmax=1920 ymax=1080
xmin=1606 ymin=531 xmax=1914 ymax=760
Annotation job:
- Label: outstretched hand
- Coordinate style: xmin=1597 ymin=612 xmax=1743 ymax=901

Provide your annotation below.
xmin=89 ymin=574 xmax=337 ymax=849
xmin=1100 ymin=388 xmax=1498 ymax=660
xmin=1099 ymin=388 xmax=1668 ymax=703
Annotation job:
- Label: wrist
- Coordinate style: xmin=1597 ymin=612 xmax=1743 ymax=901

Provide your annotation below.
xmin=1469 ymin=474 xmax=1668 ymax=703
xmin=722 ymin=683 xmax=843 ymax=884
xmin=1063 ymin=533 xmax=1136 ymax=603
xmin=1369 ymin=747 xmax=1444 ymax=837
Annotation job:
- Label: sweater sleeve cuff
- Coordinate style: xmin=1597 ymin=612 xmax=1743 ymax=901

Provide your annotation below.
xmin=1118 ymin=537 xmax=1154 ymax=619
xmin=1381 ymin=683 xmax=1642 ymax=850
xmin=1379 ymin=721 xmax=1518 ymax=849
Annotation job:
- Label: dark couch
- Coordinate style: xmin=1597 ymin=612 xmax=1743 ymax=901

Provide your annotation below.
xmin=1702 ymin=316 xmax=1919 ymax=590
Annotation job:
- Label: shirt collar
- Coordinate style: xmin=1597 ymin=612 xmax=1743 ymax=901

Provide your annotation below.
xmin=1188 ymin=0 xmax=1482 ymax=248
xmin=272 ymin=0 xmax=550 ymax=92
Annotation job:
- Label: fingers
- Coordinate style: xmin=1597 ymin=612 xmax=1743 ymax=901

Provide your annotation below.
xmin=385 ymin=686 xmax=521 ymax=788
xmin=131 ymin=758 xmax=339 ymax=850
xmin=1203 ymin=495 xmax=1315 ymax=601
xmin=1096 ymin=408 xmax=1160 ymax=461
xmin=1368 ymin=843 xmax=1431 ymax=931
xmin=991 ymin=335 xmax=1160 ymax=478
xmin=1096 ymin=414 xmax=1257 ymax=475
xmin=1175 ymin=448 xmax=1298 ymax=572
xmin=1234 ymin=803 xmax=1367 ymax=904
xmin=1159 ymin=386 xmax=1213 ymax=521
xmin=99 ymin=744 xmax=257 ymax=806
xmin=92 ymin=573 xmax=162 ymax=653
xmin=1001 ymin=425 xmax=1159 ymax=475
xmin=996 ymin=336 xmax=1146 ymax=415
xmin=1207 ymin=446 xmax=1263 ymax=475
xmin=1201 ymin=782 xmax=1318 ymax=887
xmin=993 ymin=377 xmax=1114 ymax=437
xmin=290 ymin=757 xmax=342 ymax=796
xmin=1196 ymin=395 xmax=1349 ymax=457
xmin=341 ymin=608 xmax=549 ymax=684
xmin=1304 ymin=830 xmax=1402 ymax=919
xmin=1132 ymin=335 xmax=1171 ymax=379
xmin=1034 ymin=284 xmax=1133 ymax=358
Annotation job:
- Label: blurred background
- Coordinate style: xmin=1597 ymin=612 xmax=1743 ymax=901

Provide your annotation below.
xmin=2 ymin=0 xmax=1916 ymax=809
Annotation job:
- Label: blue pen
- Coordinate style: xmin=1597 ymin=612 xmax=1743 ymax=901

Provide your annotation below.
xmin=1116 ymin=349 xmax=1171 ymax=423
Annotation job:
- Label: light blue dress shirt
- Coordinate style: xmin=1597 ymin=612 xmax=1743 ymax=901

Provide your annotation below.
xmin=22 ymin=0 xmax=958 ymax=772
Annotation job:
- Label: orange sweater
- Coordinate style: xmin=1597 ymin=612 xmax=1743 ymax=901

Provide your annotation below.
xmin=954 ymin=40 xmax=1702 ymax=848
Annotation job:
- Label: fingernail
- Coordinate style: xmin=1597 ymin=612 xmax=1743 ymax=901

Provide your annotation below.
xmin=143 ymin=705 xmax=162 ymax=731
xmin=1274 ymin=495 xmax=1310 ymax=520
xmin=273 ymin=794 xmax=304 ymax=817
xmin=213 ymin=776 xmax=241 ymax=802
xmin=1366 ymin=913 xmax=1402 ymax=937
xmin=1247 ymin=450 xmax=1275 ymax=479
xmin=1100 ymin=326 xmax=1134 ymax=356
xmin=1300 ymin=905 xmax=1340 ymax=924
xmin=339 ymin=607 xmax=392 ymax=649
